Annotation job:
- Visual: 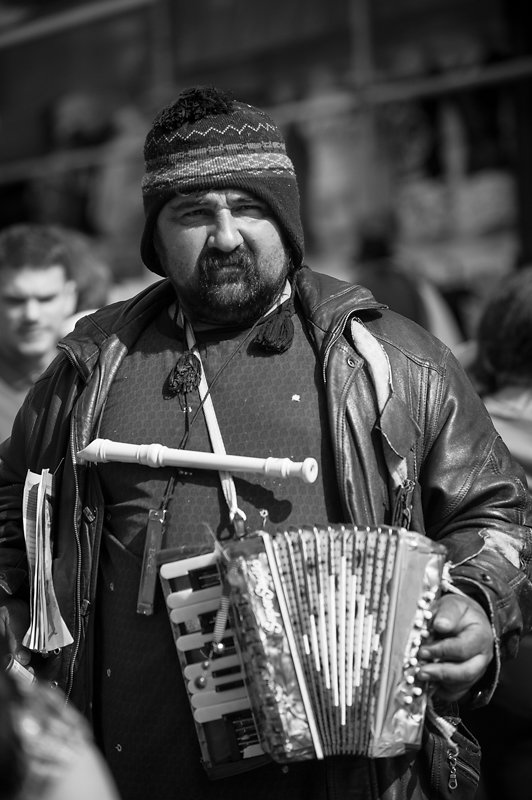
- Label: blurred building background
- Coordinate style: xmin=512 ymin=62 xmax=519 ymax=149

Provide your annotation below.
xmin=1 ymin=0 xmax=532 ymax=336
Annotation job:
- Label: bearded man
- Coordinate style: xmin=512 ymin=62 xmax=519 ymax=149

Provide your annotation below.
xmin=0 ymin=87 xmax=531 ymax=800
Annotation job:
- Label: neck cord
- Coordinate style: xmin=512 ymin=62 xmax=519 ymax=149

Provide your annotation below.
xmin=165 ymin=282 xmax=292 ymax=536
xmin=181 ymin=311 xmax=248 ymax=535
xmin=160 ymin=303 xmax=272 ymax=523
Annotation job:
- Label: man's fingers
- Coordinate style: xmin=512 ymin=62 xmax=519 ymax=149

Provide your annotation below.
xmin=420 ymin=593 xmax=494 ymax=662
xmin=414 ymin=593 xmax=495 ymax=701
xmin=418 ymin=653 xmax=487 ymax=685
xmin=419 ymin=628 xmax=490 ymax=664
xmin=430 ymin=593 xmax=484 ymax=635
xmin=418 ymin=654 xmax=491 ymax=702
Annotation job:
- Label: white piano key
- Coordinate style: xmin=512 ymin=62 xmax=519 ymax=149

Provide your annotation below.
xmin=184 ymin=653 xmax=241 ymax=681
xmin=170 ymin=597 xmax=221 ymax=625
xmin=176 ymin=629 xmax=234 ymax=652
xmin=160 ymin=551 xmax=218 ymax=580
xmin=187 ymin=670 xmax=244 ymax=694
xmin=166 ymin=585 xmax=222 ymax=609
xmin=193 ymin=696 xmax=251 ymax=723
xmin=191 ymin=685 xmax=249 ymax=709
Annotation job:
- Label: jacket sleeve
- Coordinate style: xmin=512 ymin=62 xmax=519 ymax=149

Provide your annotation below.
xmin=0 ymin=356 xmax=79 ymax=604
xmin=418 ymin=347 xmax=532 ymax=696
xmin=0 ymin=405 xmax=33 ymax=603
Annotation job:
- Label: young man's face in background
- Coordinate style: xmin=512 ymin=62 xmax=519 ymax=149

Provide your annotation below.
xmin=0 ymin=264 xmax=76 ymax=365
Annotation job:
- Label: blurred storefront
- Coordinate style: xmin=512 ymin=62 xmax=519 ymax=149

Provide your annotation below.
xmin=1 ymin=0 xmax=531 ymax=330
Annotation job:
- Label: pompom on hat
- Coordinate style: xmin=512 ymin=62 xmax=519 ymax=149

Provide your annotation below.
xmin=141 ymin=86 xmax=304 ymax=276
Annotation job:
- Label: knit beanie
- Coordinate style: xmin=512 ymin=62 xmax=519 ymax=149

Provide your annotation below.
xmin=141 ymin=86 xmax=304 ymax=276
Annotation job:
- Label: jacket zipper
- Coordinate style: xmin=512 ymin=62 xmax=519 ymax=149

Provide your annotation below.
xmin=322 ymin=309 xmax=391 ymax=523
xmin=65 ymin=421 xmax=83 ymax=701
xmin=447 ymin=744 xmax=480 ymax=792
xmin=447 ymin=747 xmax=458 ymax=790
xmin=321 ymin=310 xmax=368 ymax=383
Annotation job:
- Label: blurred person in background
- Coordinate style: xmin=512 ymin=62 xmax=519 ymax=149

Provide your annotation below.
xmin=28 ymin=92 xmax=117 ymax=236
xmin=468 ymin=266 xmax=532 ymax=487
xmin=0 ymin=224 xmax=77 ymax=441
xmin=51 ymin=226 xmax=113 ymax=332
xmin=28 ymin=91 xmax=148 ymax=282
xmin=0 ymin=224 xmax=114 ymax=441
xmin=0 ymin=630 xmax=119 ymax=800
xmin=461 ymin=267 xmax=532 ymax=800
xmin=353 ymin=212 xmax=463 ymax=349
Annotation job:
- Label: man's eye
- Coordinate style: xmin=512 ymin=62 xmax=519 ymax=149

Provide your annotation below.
xmin=179 ymin=208 xmax=209 ymax=222
xmin=3 ymin=297 xmax=25 ymax=307
xmin=234 ymin=202 xmax=266 ymax=217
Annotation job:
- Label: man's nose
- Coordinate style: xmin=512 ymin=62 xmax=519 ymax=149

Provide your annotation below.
xmin=208 ymin=210 xmax=244 ymax=251
xmin=22 ymin=298 xmax=41 ymax=321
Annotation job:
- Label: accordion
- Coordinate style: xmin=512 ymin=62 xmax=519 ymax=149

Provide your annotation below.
xmin=160 ymin=524 xmax=446 ymax=777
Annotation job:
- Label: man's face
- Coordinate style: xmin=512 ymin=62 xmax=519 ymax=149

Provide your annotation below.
xmin=0 ymin=265 xmax=77 ymax=364
xmin=154 ymin=189 xmax=291 ymax=327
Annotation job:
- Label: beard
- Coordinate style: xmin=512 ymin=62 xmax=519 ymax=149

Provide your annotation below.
xmin=187 ymin=245 xmax=291 ymax=327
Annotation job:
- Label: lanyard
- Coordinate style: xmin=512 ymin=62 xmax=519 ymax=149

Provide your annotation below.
xmin=181 ymin=312 xmax=247 ymax=536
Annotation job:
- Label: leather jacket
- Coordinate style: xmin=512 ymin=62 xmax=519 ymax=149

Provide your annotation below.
xmin=1 ymin=267 xmax=531 ymax=800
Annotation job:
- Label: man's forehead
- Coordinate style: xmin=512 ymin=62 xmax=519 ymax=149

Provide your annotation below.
xmin=0 ymin=263 xmax=69 ymax=290
xmin=169 ymin=188 xmax=258 ymax=207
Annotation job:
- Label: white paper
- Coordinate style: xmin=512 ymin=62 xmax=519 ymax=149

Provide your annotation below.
xmin=22 ymin=469 xmax=73 ymax=653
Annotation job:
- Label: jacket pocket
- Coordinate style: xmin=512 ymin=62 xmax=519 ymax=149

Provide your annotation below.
xmin=428 ymin=719 xmax=481 ymax=800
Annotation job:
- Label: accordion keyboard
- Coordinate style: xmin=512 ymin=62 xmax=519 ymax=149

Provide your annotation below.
xmin=160 ymin=551 xmax=266 ymax=778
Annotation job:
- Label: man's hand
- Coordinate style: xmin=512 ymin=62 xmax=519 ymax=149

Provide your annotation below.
xmin=417 ymin=593 xmax=494 ymax=702
xmin=0 ymin=600 xmax=31 ymax=666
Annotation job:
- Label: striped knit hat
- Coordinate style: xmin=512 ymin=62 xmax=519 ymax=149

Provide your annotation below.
xmin=141 ymin=86 xmax=304 ymax=276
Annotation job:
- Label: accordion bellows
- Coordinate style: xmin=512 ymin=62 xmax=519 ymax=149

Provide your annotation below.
xmin=160 ymin=524 xmax=447 ymax=777
xmin=223 ymin=525 xmax=446 ymax=760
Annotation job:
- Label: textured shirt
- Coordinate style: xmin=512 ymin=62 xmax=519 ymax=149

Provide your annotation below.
xmin=94 ymin=304 xmax=347 ymax=800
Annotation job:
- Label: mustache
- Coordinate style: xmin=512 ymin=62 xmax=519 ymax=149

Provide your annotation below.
xmin=199 ymin=246 xmax=254 ymax=272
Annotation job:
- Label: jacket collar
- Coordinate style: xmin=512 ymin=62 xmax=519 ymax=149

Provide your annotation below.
xmin=58 ymin=267 xmax=385 ymax=381
xmin=58 ymin=279 xmax=174 ymax=381
xmin=295 ymin=265 xmax=386 ymax=359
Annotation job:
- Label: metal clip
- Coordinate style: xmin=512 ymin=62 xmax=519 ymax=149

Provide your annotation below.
xmin=447 ymin=747 xmax=458 ymax=791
